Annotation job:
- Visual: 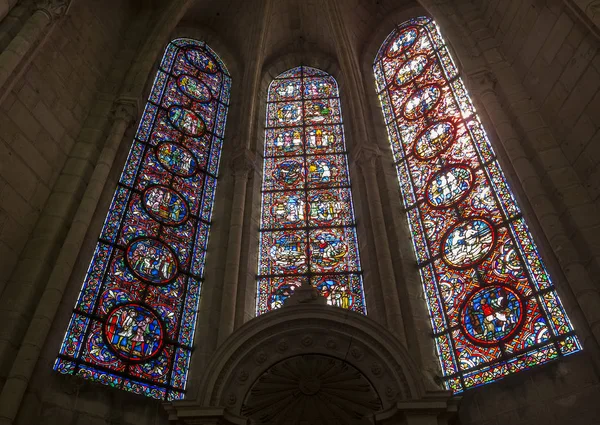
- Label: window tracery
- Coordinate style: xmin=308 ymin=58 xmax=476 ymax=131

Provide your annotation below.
xmin=373 ymin=17 xmax=580 ymax=392
xmin=54 ymin=39 xmax=230 ymax=400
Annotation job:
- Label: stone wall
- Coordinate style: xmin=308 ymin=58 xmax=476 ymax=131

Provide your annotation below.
xmin=476 ymin=0 xmax=600 ymax=275
xmin=1 ymin=0 xmax=600 ymax=424
xmin=0 ymin=0 xmax=134 ymax=292
xmin=0 ymin=1 xmax=171 ymax=424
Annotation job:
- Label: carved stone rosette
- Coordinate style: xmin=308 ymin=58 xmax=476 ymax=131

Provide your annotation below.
xmin=241 ymin=355 xmax=382 ymax=423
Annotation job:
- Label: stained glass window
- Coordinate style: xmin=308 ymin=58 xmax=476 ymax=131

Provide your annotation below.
xmin=54 ymin=39 xmax=230 ymax=400
xmin=256 ymin=66 xmax=366 ymax=315
xmin=373 ymin=17 xmax=580 ymax=392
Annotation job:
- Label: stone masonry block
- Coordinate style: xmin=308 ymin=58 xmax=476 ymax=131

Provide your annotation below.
xmin=33 ymin=102 xmax=65 ymax=144
xmin=547 ymin=167 xmax=584 ymax=190
xmin=559 ymin=37 xmax=597 ymax=92
xmin=542 ymin=12 xmax=574 ymax=64
xmin=7 ymin=132 xmax=53 ymax=185
xmin=0 ymin=140 xmax=38 ymax=200
xmin=0 ymin=213 xmax=28 ymax=254
xmin=7 ymin=99 xmax=41 ymax=142
xmin=519 ymin=7 xmax=558 ymax=70
xmin=62 ymin=157 xmax=94 ymax=180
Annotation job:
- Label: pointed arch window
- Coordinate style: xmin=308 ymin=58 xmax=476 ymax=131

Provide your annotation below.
xmin=256 ymin=66 xmax=366 ymax=315
xmin=54 ymin=39 xmax=230 ymax=400
xmin=373 ymin=17 xmax=580 ymax=392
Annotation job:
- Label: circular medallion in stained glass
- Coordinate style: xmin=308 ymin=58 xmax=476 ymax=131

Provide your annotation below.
xmin=103 ymin=303 xmax=164 ymax=362
xmin=268 ymin=280 xmax=302 ymax=310
xmin=168 ymin=106 xmax=205 ymax=137
xmin=461 ymin=285 xmax=524 ymax=345
xmin=394 ymin=54 xmax=429 ymax=86
xmin=271 ymin=194 xmax=305 ymax=227
xmin=311 ymin=231 xmax=348 ymax=271
xmin=87 ymin=330 xmax=119 ymax=366
xmin=305 ymin=101 xmax=331 ymax=123
xmin=442 ymin=219 xmax=495 ymax=268
xmin=308 ymin=192 xmax=343 ymax=226
xmin=269 ymin=233 xmax=306 ymax=270
xmin=272 ymin=129 xmax=303 ymax=155
xmin=275 ymin=160 xmax=303 ymax=187
xmin=275 ymin=80 xmax=301 ymax=99
xmin=413 ymin=121 xmax=455 ymax=159
xmin=314 ymin=276 xmax=355 ymax=309
xmin=155 ymin=142 xmax=198 ymax=177
xmin=304 ymin=79 xmax=334 ymax=98
xmin=125 ymin=238 xmax=178 ymax=284
xmin=387 ymin=27 xmax=419 ymax=58
xmin=307 ymin=158 xmax=336 ymax=185
xmin=185 ymin=49 xmax=218 ymax=74
xmin=306 ymin=127 xmax=336 ymax=152
xmin=143 ymin=186 xmax=189 ymax=226
xmin=426 ymin=166 xmax=474 ymax=208
xmin=177 ymin=74 xmax=212 ymax=102
xmin=276 ymin=103 xmax=302 ymax=126
xmin=403 ymin=84 xmax=441 ymax=120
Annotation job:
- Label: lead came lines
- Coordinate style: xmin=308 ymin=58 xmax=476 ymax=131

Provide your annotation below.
xmin=55 ymin=41 xmax=230 ymax=400
xmin=257 ymin=66 xmax=366 ymax=315
xmin=374 ymin=17 xmax=580 ymax=392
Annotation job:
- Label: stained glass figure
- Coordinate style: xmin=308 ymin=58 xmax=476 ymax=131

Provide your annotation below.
xmin=257 ymin=66 xmax=366 ymax=315
xmin=54 ymin=39 xmax=231 ymax=400
xmin=373 ymin=17 xmax=580 ymax=392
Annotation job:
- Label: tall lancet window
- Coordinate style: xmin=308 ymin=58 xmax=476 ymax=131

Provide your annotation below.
xmin=54 ymin=39 xmax=230 ymax=400
xmin=373 ymin=17 xmax=580 ymax=392
xmin=256 ymin=66 xmax=366 ymax=315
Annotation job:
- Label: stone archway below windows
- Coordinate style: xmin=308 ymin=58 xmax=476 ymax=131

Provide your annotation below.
xmin=165 ymin=302 xmax=459 ymax=425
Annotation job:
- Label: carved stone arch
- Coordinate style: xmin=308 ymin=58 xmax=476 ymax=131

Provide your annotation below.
xmin=241 ymin=354 xmax=382 ymax=424
xmin=166 ymin=305 xmax=458 ymax=425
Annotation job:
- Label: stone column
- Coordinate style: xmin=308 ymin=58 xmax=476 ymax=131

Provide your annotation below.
xmin=323 ymin=0 xmax=408 ymax=343
xmin=0 ymin=0 xmax=68 ymax=103
xmin=469 ymin=69 xmax=600 ymax=346
xmin=217 ymin=149 xmax=257 ymax=345
xmin=0 ymin=97 xmax=137 ymax=425
xmin=354 ymin=145 xmax=407 ymax=344
xmin=215 ymin=0 xmax=273 ymax=339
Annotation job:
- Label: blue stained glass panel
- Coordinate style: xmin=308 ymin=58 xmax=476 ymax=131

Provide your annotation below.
xmin=55 ymin=39 xmax=230 ymax=400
